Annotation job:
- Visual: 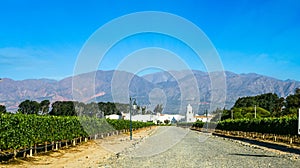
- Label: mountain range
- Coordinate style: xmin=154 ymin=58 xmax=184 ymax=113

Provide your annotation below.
xmin=1 ymin=70 xmax=299 ymax=114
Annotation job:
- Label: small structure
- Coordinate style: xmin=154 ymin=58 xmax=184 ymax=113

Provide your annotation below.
xmin=194 ymin=115 xmax=213 ymax=122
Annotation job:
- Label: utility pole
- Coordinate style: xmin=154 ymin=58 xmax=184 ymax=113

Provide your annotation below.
xmin=298 ymin=108 xmax=300 ymax=135
xmin=205 ymin=109 xmax=208 ymax=132
xmin=254 ymin=105 xmax=257 ymax=119
xmin=231 ymin=109 xmax=233 ymax=120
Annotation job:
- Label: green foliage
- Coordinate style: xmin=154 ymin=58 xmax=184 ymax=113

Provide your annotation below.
xmin=221 ymin=107 xmax=271 ymax=120
xmin=284 ymin=88 xmax=300 ymax=116
xmin=0 ymin=113 xmax=87 ymax=150
xmin=48 ymin=101 xmax=125 ymax=117
xmin=50 ymin=101 xmax=76 ymax=116
xmin=164 ymin=119 xmax=170 ymax=125
xmin=192 ymin=120 xmax=205 ymax=128
xmin=0 ymin=113 xmax=153 ymax=151
xmin=98 ymin=102 xmax=121 ymax=116
xmin=216 ymin=116 xmax=298 ymax=135
xmin=18 ymin=100 xmax=40 ymax=114
xmin=40 ymin=100 xmax=50 ymax=115
xmin=0 ymin=105 xmax=6 ymax=113
xmin=106 ymin=118 xmax=154 ymax=130
xmin=233 ymin=93 xmax=282 ymax=115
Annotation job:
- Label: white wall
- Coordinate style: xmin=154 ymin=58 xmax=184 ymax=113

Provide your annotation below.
xmin=105 ymin=114 xmax=121 ymax=120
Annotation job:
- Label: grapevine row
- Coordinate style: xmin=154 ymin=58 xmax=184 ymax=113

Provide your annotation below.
xmin=0 ymin=113 xmax=154 ymax=151
xmin=191 ymin=116 xmax=298 ymax=136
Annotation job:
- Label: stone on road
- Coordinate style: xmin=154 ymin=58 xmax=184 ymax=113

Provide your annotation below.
xmin=102 ymin=126 xmax=300 ymax=168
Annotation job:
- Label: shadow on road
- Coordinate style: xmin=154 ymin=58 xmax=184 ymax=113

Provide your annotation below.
xmin=228 ymin=153 xmax=276 ymax=157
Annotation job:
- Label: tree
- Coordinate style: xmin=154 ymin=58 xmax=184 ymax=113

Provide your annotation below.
xmin=18 ymin=100 xmax=40 ymax=114
xmin=233 ymin=93 xmax=282 ymax=115
xmin=141 ymin=106 xmax=146 ymax=115
xmin=40 ymin=100 xmax=50 ymax=115
xmin=153 ymin=104 xmax=163 ymax=114
xmin=0 ymin=105 xmax=6 ymax=113
xmin=164 ymin=119 xmax=170 ymax=125
xmin=98 ymin=102 xmax=121 ymax=116
xmin=284 ymin=88 xmax=300 ymax=116
xmin=49 ymin=101 xmax=76 ymax=116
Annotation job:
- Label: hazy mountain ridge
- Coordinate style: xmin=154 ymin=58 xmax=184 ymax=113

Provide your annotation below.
xmin=1 ymin=70 xmax=300 ymax=112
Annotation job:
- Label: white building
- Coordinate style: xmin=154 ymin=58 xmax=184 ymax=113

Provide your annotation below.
xmin=122 ymin=112 xmax=185 ymax=124
xmin=105 ymin=114 xmax=122 ymax=120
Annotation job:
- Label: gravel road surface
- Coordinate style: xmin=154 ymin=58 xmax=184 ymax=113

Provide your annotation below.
xmin=102 ymin=126 xmax=300 ymax=168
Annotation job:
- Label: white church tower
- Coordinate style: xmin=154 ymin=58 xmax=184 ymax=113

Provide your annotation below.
xmin=186 ymin=104 xmax=196 ymax=122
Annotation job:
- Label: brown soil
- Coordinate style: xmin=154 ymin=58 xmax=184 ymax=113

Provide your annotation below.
xmin=0 ymin=126 xmax=157 ymax=168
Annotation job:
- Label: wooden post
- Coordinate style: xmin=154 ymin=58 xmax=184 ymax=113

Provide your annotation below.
xmin=34 ymin=144 xmax=37 ymax=155
xmin=274 ymin=135 xmax=277 ymax=142
xmin=13 ymin=149 xmax=17 ymax=159
xmin=23 ymin=147 xmax=26 ymax=157
xmin=29 ymin=146 xmax=33 ymax=157
xmin=73 ymin=139 xmax=76 ymax=146
xmin=52 ymin=141 xmax=55 ymax=150
xmin=290 ymin=138 xmax=293 ymax=144
xmin=29 ymin=146 xmax=32 ymax=157
xmin=79 ymin=137 xmax=82 ymax=143
xmin=45 ymin=142 xmax=47 ymax=152
xmin=55 ymin=142 xmax=58 ymax=150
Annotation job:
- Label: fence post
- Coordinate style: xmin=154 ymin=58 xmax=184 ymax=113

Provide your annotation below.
xmin=29 ymin=146 xmax=33 ymax=157
xmin=13 ymin=149 xmax=17 ymax=159
xmin=52 ymin=141 xmax=55 ymax=150
xmin=45 ymin=142 xmax=47 ymax=152
xmin=55 ymin=142 xmax=58 ymax=150
xmin=29 ymin=146 xmax=32 ymax=156
xmin=23 ymin=147 xmax=26 ymax=157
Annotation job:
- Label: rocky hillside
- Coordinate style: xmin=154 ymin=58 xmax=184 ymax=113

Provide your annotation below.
xmin=1 ymin=70 xmax=299 ymax=113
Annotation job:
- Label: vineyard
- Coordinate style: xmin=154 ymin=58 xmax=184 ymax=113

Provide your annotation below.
xmin=191 ymin=116 xmax=300 ymax=146
xmin=0 ymin=113 xmax=154 ymax=159
xmin=216 ymin=115 xmax=298 ymax=135
xmin=191 ymin=116 xmax=298 ymax=135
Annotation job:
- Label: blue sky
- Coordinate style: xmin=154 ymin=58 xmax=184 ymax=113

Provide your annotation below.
xmin=0 ymin=0 xmax=299 ymax=81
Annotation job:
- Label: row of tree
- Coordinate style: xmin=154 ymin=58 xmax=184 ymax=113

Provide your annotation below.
xmin=0 ymin=100 xmax=164 ymax=117
xmin=211 ymin=88 xmax=300 ymax=121
xmin=0 ymin=100 xmax=124 ymax=116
